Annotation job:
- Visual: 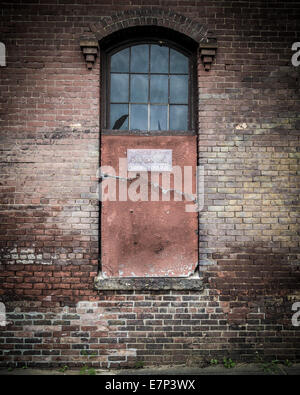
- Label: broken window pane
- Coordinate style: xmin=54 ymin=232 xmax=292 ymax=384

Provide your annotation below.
xmin=110 ymin=104 xmax=129 ymax=129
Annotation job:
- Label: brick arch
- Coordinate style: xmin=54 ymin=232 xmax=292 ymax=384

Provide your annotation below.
xmin=89 ymin=7 xmax=209 ymax=44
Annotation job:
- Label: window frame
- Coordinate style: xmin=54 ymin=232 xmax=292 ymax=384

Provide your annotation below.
xmin=100 ymin=34 xmax=198 ymax=135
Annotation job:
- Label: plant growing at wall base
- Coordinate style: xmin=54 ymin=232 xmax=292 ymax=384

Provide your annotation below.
xmin=223 ymin=357 xmax=236 ymax=369
xmin=79 ymin=349 xmax=98 ymax=375
xmin=261 ymin=360 xmax=281 ymax=374
xmin=283 ymin=359 xmax=293 ymax=367
xmin=58 ymin=365 xmax=69 ymax=373
xmin=134 ymin=361 xmax=144 ymax=369
xmin=80 ymin=366 xmax=96 ymax=375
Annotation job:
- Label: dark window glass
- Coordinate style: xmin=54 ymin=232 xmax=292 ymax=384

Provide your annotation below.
xmin=131 ymin=45 xmax=149 ymax=73
xmin=170 ymin=49 xmax=188 ymax=73
xmin=111 ymin=48 xmax=129 ymax=72
xmin=131 ymin=104 xmax=148 ymax=130
xmin=110 ymin=74 xmax=129 ymax=103
xmin=150 ymin=45 xmax=169 ymax=73
xmin=170 ymin=105 xmax=188 ymax=130
xmin=109 ymin=44 xmax=190 ymax=131
xmin=150 ymin=105 xmax=167 ymax=130
xmin=170 ymin=75 xmax=188 ymax=104
xmin=130 ymin=74 xmax=148 ymax=103
xmin=150 ymin=75 xmax=168 ymax=103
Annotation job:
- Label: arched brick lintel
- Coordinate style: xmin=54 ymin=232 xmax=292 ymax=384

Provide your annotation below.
xmin=80 ymin=8 xmax=217 ymax=70
xmin=89 ymin=8 xmax=209 ymax=44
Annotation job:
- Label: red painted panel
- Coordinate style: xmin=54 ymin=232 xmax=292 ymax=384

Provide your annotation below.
xmin=101 ymin=135 xmax=198 ymax=277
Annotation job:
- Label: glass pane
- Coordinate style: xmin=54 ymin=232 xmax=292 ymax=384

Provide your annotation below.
xmin=111 ymin=48 xmax=129 ymax=72
xmin=110 ymin=74 xmax=129 ymax=103
xmin=131 ymin=45 xmax=149 ymax=73
xmin=130 ymin=104 xmax=148 ymax=130
xmin=170 ymin=105 xmax=188 ymax=130
xmin=170 ymin=75 xmax=188 ymax=104
xmin=170 ymin=49 xmax=188 ymax=73
xmin=130 ymin=74 xmax=148 ymax=103
xmin=150 ymin=45 xmax=169 ymax=73
xmin=150 ymin=105 xmax=167 ymax=130
xmin=110 ymin=104 xmax=128 ymax=129
xmin=150 ymin=75 xmax=168 ymax=103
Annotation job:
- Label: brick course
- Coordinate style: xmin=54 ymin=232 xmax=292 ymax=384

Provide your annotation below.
xmin=0 ymin=1 xmax=300 ymax=368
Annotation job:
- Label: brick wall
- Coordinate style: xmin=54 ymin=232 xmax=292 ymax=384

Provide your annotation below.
xmin=0 ymin=1 xmax=300 ymax=368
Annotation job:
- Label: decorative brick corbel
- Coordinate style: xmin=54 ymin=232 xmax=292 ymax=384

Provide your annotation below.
xmin=80 ymin=39 xmax=99 ymax=70
xmin=199 ymin=40 xmax=218 ymax=71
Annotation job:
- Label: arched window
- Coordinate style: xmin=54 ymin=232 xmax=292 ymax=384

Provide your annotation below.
xmin=100 ymin=27 xmax=198 ymax=134
xmin=109 ymin=43 xmax=190 ymax=131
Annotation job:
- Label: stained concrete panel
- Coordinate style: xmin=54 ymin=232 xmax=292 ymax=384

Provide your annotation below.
xmin=101 ymin=135 xmax=198 ymax=277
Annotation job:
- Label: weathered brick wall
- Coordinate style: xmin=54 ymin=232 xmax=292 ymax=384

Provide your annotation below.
xmin=0 ymin=1 xmax=300 ymax=368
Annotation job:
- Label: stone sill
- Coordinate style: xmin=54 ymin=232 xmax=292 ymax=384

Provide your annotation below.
xmin=94 ymin=276 xmax=203 ymax=291
xmin=102 ymin=129 xmax=196 ymax=136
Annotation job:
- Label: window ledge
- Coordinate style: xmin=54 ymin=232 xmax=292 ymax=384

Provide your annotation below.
xmin=102 ymin=129 xmax=196 ymax=136
xmin=94 ymin=276 xmax=203 ymax=291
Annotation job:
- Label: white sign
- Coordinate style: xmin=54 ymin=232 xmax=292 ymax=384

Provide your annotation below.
xmin=127 ymin=149 xmax=172 ymax=172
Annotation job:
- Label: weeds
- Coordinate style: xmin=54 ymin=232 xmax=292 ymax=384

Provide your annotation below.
xmin=80 ymin=366 xmax=96 ymax=375
xmin=58 ymin=365 xmax=69 ymax=373
xmin=134 ymin=361 xmax=144 ymax=369
xmin=223 ymin=357 xmax=236 ymax=369
xmin=283 ymin=359 xmax=293 ymax=367
xmin=254 ymin=352 xmax=294 ymax=374
xmin=78 ymin=350 xmax=98 ymax=375
xmin=260 ymin=360 xmax=280 ymax=374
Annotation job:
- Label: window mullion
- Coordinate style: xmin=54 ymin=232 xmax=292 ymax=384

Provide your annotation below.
xmin=148 ymin=44 xmax=150 ymax=131
xmin=128 ymin=47 xmax=131 ymax=130
xmin=168 ymin=47 xmax=170 ymax=130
